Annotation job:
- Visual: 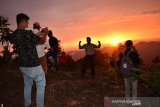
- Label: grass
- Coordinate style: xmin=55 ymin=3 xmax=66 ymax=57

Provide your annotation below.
xmin=0 ymin=63 xmax=156 ymax=107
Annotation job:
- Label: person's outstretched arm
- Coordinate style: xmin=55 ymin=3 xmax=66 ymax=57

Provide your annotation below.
xmin=92 ymin=41 xmax=101 ymax=48
xmin=36 ymin=27 xmax=48 ymax=45
xmin=98 ymin=41 xmax=101 ymax=48
xmin=79 ymin=41 xmax=83 ymax=49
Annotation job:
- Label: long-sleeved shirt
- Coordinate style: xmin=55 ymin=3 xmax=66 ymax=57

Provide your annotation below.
xmin=12 ymin=29 xmax=41 ymax=67
xmin=79 ymin=43 xmax=100 ymax=55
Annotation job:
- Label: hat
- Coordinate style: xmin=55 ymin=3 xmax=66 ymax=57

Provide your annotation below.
xmin=33 ymin=22 xmax=41 ymax=28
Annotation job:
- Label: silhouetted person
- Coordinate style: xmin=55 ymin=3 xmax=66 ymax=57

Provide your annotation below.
xmin=118 ymin=40 xmax=140 ymax=99
xmin=48 ymin=30 xmax=59 ymax=71
xmin=2 ymin=46 xmax=11 ymax=62
xmin=33 ymin=22 xmax=50 ymax=75
xmin=12 ymin=13 xmax=48 ymax=107
xmin=79 ymin=37 xmax=101 ymax=79
xmin=59 ymin=51 xmax=67 ymax=72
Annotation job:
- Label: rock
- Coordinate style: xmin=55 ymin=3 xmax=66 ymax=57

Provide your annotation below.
xmin=70 ymin=100 xmax=78 ymax=106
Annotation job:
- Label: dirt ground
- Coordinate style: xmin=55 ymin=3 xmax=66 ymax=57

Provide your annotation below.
xmin=0 ymin=64 xmax=147 ymax=107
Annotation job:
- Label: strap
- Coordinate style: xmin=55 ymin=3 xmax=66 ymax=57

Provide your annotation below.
xmin=127 ymin=50 xmax=133 ymax=57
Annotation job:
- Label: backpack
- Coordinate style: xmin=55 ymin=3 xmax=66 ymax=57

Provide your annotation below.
xmin=120 ymin=51 xmax=135 ymax=78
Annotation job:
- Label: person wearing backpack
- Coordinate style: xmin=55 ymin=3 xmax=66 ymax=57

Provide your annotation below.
xmin=118 ymin=40 xmax=141 ymax=99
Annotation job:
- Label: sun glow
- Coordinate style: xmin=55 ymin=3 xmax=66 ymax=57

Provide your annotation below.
xmin=112 ymin=38 xmax=121 ymax=46
xmin=105 ymin=33 xmax=136 ymax=46
xmin=104 ymin=34 xmax=126 ymax=46
xmin=61 ymin=32 xmax=138 ymax=50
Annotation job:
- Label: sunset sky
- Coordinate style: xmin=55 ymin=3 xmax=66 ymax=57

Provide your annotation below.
xmin=0 ymin=0 xmax=160 ymax=51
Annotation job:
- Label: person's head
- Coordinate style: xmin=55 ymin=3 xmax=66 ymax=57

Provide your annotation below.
xmin=62 ymin=51 xmax=66 ymax=55
xmin=48 ymin=30 xmax=53 ymax=38
xmin=86 ymin=37 xmax=91 ymax=44
xmin=33 ymin=22 xmax=41 ymax=30
xmin=125 ymin=40 xmax=133 ymax=48
xmin=16 ymin=13 xmax=30 ymax=29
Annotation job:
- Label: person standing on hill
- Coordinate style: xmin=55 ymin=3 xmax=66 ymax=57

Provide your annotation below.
xmin=79 ymin=37 xmax=101 ymax=79
xmin=33 ymin=22 xmax=50 ymax=75
xmin=118 ymin=40 xmax=141 ymax=99
xmin=12 ymin=13 xmax=48 ymax=107
xmin=48 ymin=30 xmax=59 ymax=71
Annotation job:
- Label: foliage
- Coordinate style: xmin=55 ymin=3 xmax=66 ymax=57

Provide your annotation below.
xmin=94 ymin=50 xmax=110 ymax=66
xmin=0 ymin=16 xmax=13 ymax=45
xmin=139 ymin=64 xmax=160 ymax=96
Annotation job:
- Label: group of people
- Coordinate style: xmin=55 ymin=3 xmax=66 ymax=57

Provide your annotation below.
xmin=32 ymin=22 xmax=59 ymax=74
xmin=79 ymin=38 xmax=141 ymax=100
xmin=11 ymin=13 xmax=141 ymax=107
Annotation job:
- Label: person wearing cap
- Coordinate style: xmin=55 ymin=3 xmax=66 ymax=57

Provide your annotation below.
xmin=79 ymin=37 xmax=101 ymax=79
xmin=33 ymin=22 xmax=50 ymax=75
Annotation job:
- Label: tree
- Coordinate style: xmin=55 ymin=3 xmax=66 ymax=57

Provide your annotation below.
xmin=0 ymin=16 xmax=13 ymax=63
xmin=0 ymin=16 xmax=13 ymax=51
xmin=94 ymin=50 xmax=110 ymax=67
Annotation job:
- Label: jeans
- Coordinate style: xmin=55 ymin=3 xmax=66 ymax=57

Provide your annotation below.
xmin=124 ymin=77 xmax=138 ymax=99
xmin=19 ymin=65 xmax=46 ymax=107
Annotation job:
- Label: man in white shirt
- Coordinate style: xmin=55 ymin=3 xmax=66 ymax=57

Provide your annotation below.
xmin=33 ymin=22 xmax=50 ymax=74
xmin=79 ymin=37 xmax=101 ymax=79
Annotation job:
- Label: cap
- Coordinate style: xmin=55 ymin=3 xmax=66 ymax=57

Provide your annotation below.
xmin=33 ymin=22 xmax=41 ymax=28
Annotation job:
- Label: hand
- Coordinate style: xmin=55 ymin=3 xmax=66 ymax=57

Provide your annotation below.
xmin=36 ymin=31 xmax=43 ymax=36
xmin=41 ymin=27 xmax=48 ymax=34
xmin=98 ymin=41 xmax=101 ymax=48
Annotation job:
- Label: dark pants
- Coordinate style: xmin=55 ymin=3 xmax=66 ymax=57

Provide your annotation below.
xmin=53 ymin=53 xmax=58 ymax=71
xmin=82 ymin=55 xmax=95 ymax=79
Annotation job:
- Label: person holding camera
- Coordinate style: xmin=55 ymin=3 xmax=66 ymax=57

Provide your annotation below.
xmin=12 ymin=13 xmax=48 ymax=107
xmin=79 ymin=37 xmax=101 ymax=79
xmin=33 ymin=22 xmax=50 ymax=75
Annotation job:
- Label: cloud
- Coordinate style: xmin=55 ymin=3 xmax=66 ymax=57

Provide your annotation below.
xmin=141 ymin=9 xmax=160 ymax=15
xmin=0 ymin=0 xmax=160 ymax=50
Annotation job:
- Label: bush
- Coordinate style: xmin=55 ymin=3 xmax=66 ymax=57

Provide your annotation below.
xmin=139 ymin=64 xmax=160 ymax=96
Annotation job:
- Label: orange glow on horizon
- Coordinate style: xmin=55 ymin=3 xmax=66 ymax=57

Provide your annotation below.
xmin=61 ymin=32 xmax=139 ymax=50
xmin=112 ymin=39 xmax=121 ymax=46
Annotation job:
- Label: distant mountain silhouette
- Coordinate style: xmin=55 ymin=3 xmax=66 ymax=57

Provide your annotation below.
xmin=68 ymin=41 xmax=160 ymax=67
xmin=100 ymin=46 xmax=115 ymax=56
xmin=67 ymin=50 xmax=85 ymax=61
xmin=135 ymin=41 xmax=160 ymax=66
